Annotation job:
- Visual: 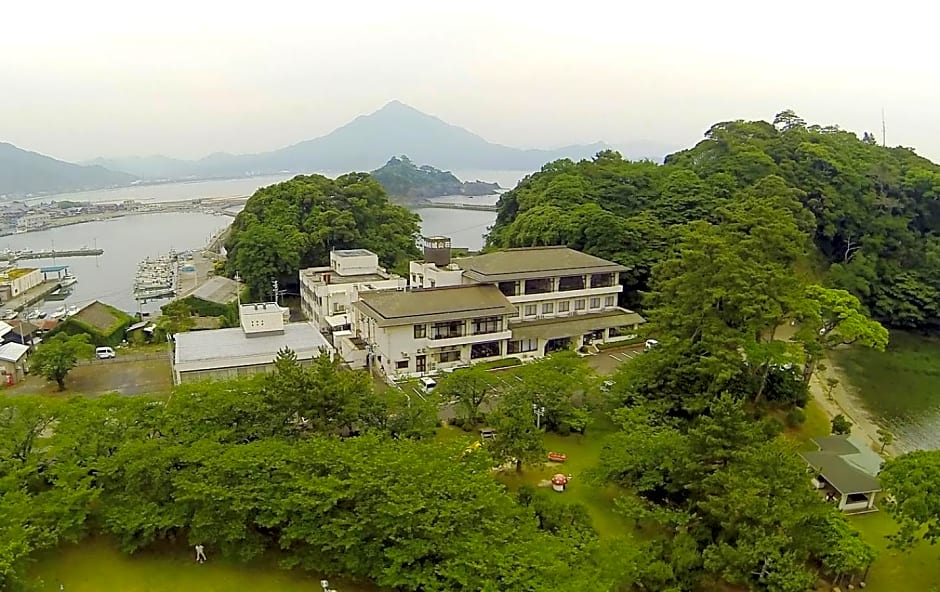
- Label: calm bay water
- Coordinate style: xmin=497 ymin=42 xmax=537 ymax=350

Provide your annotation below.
xmin=6 ymin=172 xmax=524 ymax=314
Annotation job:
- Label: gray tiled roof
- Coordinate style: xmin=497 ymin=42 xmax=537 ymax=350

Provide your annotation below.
xmin=456 ymin=247 xmax=627 ymax=281
xmin=355 ymin=285 xmax=516 ymax=327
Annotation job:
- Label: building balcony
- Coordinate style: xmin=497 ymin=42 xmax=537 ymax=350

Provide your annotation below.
xmin=506 ymin=284 xmax=622 ymax=304
xmin=424 ymin=330 xmax=511 ymax=349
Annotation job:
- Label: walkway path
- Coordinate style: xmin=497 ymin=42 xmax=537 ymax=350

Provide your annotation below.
xmin=808 ymin=353 xmax=896 ymax=456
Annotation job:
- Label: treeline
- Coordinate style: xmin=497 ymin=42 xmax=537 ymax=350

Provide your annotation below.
xmin=489 ymin=111 xmax=940 ymax=328
xmin=224 ymin=173 xmax=421 ymax=299
xmin=0 ymin=353 xmax=618 ymax=592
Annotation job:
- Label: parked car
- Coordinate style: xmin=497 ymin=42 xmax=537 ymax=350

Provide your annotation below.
xmin=644 ymin=339 xmax=660 ymax=351
xmin=420 ymin=376 xmax=437 ymax=392
xmin=95 ymin=346 xmax=116 ymax=359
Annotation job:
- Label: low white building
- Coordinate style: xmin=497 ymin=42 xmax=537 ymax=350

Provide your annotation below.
xmin=351 ymin=284 xmax=517 ymax=379
xmin=0 ymin=267 xmax=42 ymax=302
xmin=351 ymin=239 xmax=646 ymax=379
xmin=299 ymin=249 xmax=406 ymax=335
xmin=172 ymin=302 xmax=332 ymax=384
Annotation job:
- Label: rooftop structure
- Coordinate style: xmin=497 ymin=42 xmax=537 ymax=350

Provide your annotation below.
xmin=189 ymin=276 xmax=239 ymax=305
xmin=456 ymin=246 xmax=628 ymax=282
xmin=0 ymin=342 xmax=29 ymax=363
xmin=239 ymin=302 xmax=288 ymax=334
xmin=172 ymin=321 xmax=331 ymax=384
xmin=800 ymin=435 xmax=883 ymax=513
xmin=354 ymin=285 xmax=516 ymax=327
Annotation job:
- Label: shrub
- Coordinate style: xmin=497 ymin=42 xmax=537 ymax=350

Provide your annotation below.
xmin=786 ymin=406 xmax=806 ymax=428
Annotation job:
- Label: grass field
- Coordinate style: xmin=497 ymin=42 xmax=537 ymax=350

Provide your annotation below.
xmin=27 ymin=537 xmax=378 ymax=592
xmin=850 ymin=511 xmax=940 ymax=591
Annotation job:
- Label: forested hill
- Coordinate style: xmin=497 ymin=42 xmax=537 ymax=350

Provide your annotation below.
xmin=371 ymin=155 xmax=500 ymax=199
xmin=0 ymin=142 xmax=135 ymax=197
xmin=488 ymin=111 xmax=940 ymax=328
xmin=224 ymin=173 xmax=421 ymax=299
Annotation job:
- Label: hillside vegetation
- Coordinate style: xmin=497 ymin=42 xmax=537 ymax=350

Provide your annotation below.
xmin=489 ymin=111 xmax=940 ymax=328
xmin=0 ymin=142 xmax=135 ymax=197
xmin=224 ymin=173 xmax=420 ymax=298
xmin=371 ymin=155 xmax=500 ymax=199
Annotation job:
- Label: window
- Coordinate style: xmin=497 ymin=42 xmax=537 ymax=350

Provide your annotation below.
xmin=524 ymin=304 xmax=537 ymax=316
xmin=558 ymin=301 xmax=570 ymax=313
xmin=432 ymin=321 xmax=464 ymax=339
xmin=414 ymin=324 xmax=427 ymax=338
xmin=524 ymin=278 xmax=552 ymax=295
xmin=542 ymin=302 xmax=554 ymax=314
xmin=439 ymin=349 xmax=461 ymax=363
xmin=470 ymin=341 xmax=501 ymax=359
xmin=575 ymin=299 xmax=586 ymax=311
xmin=590 ymin=273 xmax=615 ymax=288
xmin=558 ymin=275 xmax=585 ymax=291
xmin=498 ymin=281 xmax=518 ymax=297
xmin=396 ymin=360 xmax=409 ymax=370
xmin=471 ymin=316 xmax=501 ymax=335
xmin=604 ymin=296 xmax=616 ymax=307
xmin=590 ymin=297 xmax=601 ymax=309
xmin=507 ymin=339 xmax=538 ymax=354
xmin=416 ymin=355 xmax=427 ymax=373
xmin=333 ymin=303 xmax=347 ymax=314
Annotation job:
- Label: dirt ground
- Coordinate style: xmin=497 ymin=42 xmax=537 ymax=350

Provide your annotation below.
xmin=7 ymin=357 xmax=172 ymax=397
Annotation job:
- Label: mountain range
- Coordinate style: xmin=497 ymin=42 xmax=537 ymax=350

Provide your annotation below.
xmin=0 ymin=142 xmax=135 ymax=198
xmin=2 ymin=101 xmax=675 ymax=196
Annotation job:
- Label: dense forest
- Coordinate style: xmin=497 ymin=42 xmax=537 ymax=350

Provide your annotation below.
xmin=224 ymin=173 xmax=420 ymax=298
xmin=489 ymin=111 xmax=940 ymax=329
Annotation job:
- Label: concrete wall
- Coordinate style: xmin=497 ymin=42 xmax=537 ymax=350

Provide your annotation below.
xmin=1 ymin=268 xmax=42 ymax=298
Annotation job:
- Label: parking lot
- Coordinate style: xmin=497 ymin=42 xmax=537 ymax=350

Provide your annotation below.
xmin=7 ymin=356 xmax=173 ymax=397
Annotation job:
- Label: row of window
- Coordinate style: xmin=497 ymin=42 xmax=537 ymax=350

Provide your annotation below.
xmin=414 ymin=316 xmax=504 ymax=339
xmin=521 ymin=296 xmax=615 ymax=317
xmin=497 ymin=273 xmax=617 ymax=297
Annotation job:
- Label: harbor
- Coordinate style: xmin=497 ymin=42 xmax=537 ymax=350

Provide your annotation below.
xmin=0 ymin=247 xmax=103 ymax=261
xmin=134 ymin=251 xmax=180 ymax=303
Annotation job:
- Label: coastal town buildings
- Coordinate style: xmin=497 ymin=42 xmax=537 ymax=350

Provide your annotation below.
xmin=172 ymin=302 xmax=332 ymax=384
xmin=302 ymin=238 xmax=646 ymax=380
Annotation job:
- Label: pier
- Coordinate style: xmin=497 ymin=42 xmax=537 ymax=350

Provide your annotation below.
xmin=0 ymin=248 xmax=103 ymax=262
xmin=413 ymin=201 xmax=498 ymax=212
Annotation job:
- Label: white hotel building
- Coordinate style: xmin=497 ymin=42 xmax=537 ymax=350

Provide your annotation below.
xmin=301 ymin=238 xmax=645 ymax=380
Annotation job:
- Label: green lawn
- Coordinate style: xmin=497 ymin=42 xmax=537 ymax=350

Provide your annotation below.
xmin=851 ymin=511 xmax=940 ymax=591
xmin=782 ymin=399 xmax=831 ymax=450
xmin=27 ymin=537 xmax=378 ymax=592
xmin=492 ymin=414 xmax=639 ymax=539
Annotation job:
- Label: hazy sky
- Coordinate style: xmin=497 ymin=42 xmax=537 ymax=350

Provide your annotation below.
xmin=3 ymin=1 xmax=938 ymax=162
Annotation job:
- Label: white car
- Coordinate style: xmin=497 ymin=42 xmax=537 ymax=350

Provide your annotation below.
xmin=95 ymin=347 xmax=116 ymax=359
xmin=644 ymin=339 xmax=660 ymax=351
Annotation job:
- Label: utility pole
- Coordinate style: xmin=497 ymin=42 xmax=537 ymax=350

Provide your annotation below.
xmin=881 ymin=107 xmax=887 ymax=148
xmin=532 ymin=404 xmax=545 ymax=429
xmin=272 ymin=279 xmax=279 ymax=305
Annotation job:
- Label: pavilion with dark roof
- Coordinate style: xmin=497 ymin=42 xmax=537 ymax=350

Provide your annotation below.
xmin=799 ymin=435 xmax=883 ymax=513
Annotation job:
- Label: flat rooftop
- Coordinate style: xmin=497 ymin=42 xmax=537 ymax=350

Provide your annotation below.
xmin=189 ymin=276 xmax=239 ymax=304
xmin=456 ymin=246 xmax=627 ymax=281
xmin=333 ymin=249 xmax=375 ymax=257
xmin=355 ymin=285 xmax=516 ymax=327
xmin=174 ymin=322 xmax=332 ymax=373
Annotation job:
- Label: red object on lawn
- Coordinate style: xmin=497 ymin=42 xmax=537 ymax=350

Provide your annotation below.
xmin=547 ymin=452 xmax=567 ymax=462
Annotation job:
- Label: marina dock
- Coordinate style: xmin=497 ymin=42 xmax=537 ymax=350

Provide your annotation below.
xmin=134 ymin=251 xmax=180 ymax=302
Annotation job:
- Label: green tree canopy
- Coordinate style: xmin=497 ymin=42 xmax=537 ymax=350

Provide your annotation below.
xmin=29 ymin=333 xmax=94 ymax=390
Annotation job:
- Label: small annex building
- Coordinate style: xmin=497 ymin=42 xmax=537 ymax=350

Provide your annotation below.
xmin=800 ymin=435 xmax=883 ymax=513
xmin=172 ymin=302 xmax=332 ymax=384
xmin=0 ymin=342 xmax=30 ymax=384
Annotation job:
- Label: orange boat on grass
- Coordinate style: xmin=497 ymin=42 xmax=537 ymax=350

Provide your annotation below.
xmin=547 ymin=452 xmax=567 ymax=462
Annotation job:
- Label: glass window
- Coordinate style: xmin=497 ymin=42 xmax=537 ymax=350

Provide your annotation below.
xmin=558 ymin=301 xmax=570 ymax=313
xmin=604 ymin=296 xmax=616 ymax=307
xmin=590 ymin=297 xmax=601 ymax=309
xmin=470 ymin=341 xmax=501 ymax=359
xmin=414 ymin=324 xmax=426 ymax=338
xmin=396 ymin=360 xmax=409 ymax=370
xmin=558 ymin=275 xmax=585 ymax=291
xmin=525 ymin=304 xmax=537 ymax=316
xmin=524 ymin=278 xmax=552 ymax=295
xmin=590 ymin=273 xmax=615 ymax=288
xmin=439 ymin=349 xmax=461 ymax=363
xmin=498 ymin=281 xmax=518 ymax=297
xmin=431 ymin=321 xmax=464 ymax=339
xmin=507 ymin=339 xmax=538 ymax=354
xmin=471 ymin=316 xmax=501 ymax=335
xmin=575 ymin=299 xmax=586 ymax=311
xmin=542 ymin=302 xmax=554 ymax=314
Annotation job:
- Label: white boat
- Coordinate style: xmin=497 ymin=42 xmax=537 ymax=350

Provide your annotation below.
xmin=51 ymin=306 xmax=67 ymax=319
xmin=65 ymin=305 xmax=79 ymax=317
xmin=59 ymin=274 xmax=78 ymax=288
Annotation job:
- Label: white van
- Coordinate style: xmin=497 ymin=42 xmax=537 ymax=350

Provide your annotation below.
xmin=420 ymin=376 xmax=437 ymax=392
xmin=644 ymin=339 xmax=660 ymax=351
xmin=95 ymin=347 xmax=116 ymax=359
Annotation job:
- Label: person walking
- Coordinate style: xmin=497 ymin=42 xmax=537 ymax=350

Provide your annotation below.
xmin=195 ymin=544 xmax=207 ymax=563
